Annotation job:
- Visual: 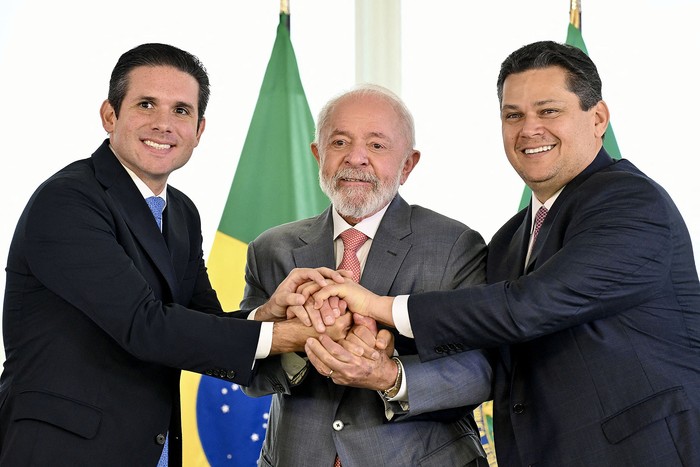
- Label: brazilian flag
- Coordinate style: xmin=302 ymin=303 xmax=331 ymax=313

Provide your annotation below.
xmin=180 ymin=12 xmax=328 ymax=466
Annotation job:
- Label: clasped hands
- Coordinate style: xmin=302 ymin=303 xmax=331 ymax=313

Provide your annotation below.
xmin=259 ymin=267 xmax=398 ymax=391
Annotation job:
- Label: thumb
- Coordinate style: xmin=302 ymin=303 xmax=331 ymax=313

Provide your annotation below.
xmin=352 ymin=313 xmax=378 ymax=334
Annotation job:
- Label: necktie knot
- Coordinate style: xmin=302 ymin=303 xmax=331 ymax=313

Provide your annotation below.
xmin=340 ymin=228 xmax=368 ymax=253
xmin=532 ymin=205 xmax=548 ymax=247
xmin=146 ymin=196 xmax=165 ymax=230
xmin=338 ymin=228 xmax=369 ymax=282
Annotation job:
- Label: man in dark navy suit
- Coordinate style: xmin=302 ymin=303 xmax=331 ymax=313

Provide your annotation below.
xmin=310 ymin=41 xmax=700 ymax=466
xmin=0 ymin=43 xmax=345 ymax=466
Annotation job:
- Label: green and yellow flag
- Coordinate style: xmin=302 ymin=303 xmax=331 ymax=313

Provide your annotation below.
xmin=518 ymin=1 xmax=621 ymax=209
xmin=180 ymin=12 xmax=328 ymax=466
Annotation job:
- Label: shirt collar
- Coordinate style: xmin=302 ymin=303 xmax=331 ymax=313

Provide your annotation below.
xmin=110 ymin=144 xmax=168 ymax=202
xmin=530 ymin=187 xmax=563 ymax=232
xmin=332 ymin=202 xmax=391 ymax=240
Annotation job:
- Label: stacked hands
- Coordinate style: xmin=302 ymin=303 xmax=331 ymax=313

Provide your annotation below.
xmin=258 ymin=267 xmax=398 ymax=391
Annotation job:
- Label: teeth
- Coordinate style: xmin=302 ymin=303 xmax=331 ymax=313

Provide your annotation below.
xmin=524 ymin=145 xmax=553 ymax=155
xmin=144 ymin=140 xmax=171 ymax=150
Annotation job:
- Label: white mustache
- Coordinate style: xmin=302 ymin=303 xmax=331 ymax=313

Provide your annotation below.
xmin=333 ymin=168 xmax=379 ymax=187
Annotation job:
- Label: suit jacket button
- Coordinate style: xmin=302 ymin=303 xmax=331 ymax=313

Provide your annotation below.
xmin=205 ymin=369 xmax=213 ymax=376
xmin=226 ymin=370 xmax=236 ymax=379
xmin=513 ymin=403 xmax=525 ymax=414
xmin=155 ymin=433 xmax=167 ymax=445
xmin=435 ymin=346 xmax=445 ymax=354
xmin=332 ymin=420 xmax=344 ymax=431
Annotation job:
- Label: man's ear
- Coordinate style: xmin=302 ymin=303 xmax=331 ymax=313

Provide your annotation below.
xmin=311 ymin=143 xmax=321 ymax=165
xmin=100 ymin=100 xmax=116 ymax=133
xmin=593 ymin=100 xmax=610 ymax=139
xmin=194 ymin=117 xmax=206 ymax=146
xmin=400 ymin=150 xmax=421 ymax=185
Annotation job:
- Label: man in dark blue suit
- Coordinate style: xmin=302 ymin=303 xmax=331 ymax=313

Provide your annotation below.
xmin=310 ymin=41 xmax=700 ymax=466
xmin=0 ymin=43 xmax=345 ymax=466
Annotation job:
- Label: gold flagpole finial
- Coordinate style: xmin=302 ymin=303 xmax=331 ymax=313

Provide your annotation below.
xmin=569 ymin=0 xmax=581 ymax=29
xmin=280 ymin=0 xmax=289 ymax=15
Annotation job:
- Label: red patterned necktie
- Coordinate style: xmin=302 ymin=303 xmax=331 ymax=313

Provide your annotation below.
xmin=333 ymin=229 xmax=368 ymax=467
xmin=531 ymin=205 xmax=549 ymax=247
xmin=338 ymin=228 xmax=369 ymax=282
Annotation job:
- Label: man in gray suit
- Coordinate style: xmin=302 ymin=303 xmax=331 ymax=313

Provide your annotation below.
xmin=240 ymin=85 xmax=491 ymax=466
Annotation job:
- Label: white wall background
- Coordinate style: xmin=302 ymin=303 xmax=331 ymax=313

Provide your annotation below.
xmin=1 ymin=0 xmax=698 ymax=362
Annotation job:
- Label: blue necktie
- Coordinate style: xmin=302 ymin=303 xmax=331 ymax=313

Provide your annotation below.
xmin=145 ymin=196 xmax=165 ymax=231
xmin=146 ymin=196 xmax=168 ymax=465
xmin=157 ymin=437 xmax=168 ymax=467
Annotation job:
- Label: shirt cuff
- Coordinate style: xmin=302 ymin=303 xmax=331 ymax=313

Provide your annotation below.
xmin=392 ymin=295 xmax=414 ymax=338
xmin=255 ymin=321 xmax=273 ymax=359
xmin=281 ymin=352 xmax=309 ymax=384
xmin=247 ymin=307 xmax=258 ymax=321
xmin=385 ymin=357 xmax=408 ymax=402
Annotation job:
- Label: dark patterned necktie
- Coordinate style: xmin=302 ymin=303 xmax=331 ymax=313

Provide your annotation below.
xmin=531 ymin=206 xmax=548 ymax=247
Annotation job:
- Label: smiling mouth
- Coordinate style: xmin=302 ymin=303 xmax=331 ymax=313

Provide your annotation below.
xmin=144 ymin=140 xmax=172 ymax=150
xmin=523 ymin=145 xmax=554 ymax=155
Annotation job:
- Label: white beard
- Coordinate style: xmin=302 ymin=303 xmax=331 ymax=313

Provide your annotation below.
xmin=320 ymin=166 xmax=401 ymax=220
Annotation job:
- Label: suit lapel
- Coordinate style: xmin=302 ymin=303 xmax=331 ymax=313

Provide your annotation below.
xmin=361 ymin=196 xmax=412 ymax=295
xmin=293 ymin=208 xmax=336 ymax=269
xmin=514 ymin=148 xmax=617 ymax=372
xmin=92 ymin=141 xmax=179 ymax=298
xmin=525 ymin=148 xmax=615 ymax=272
xmin=162 ymin=191 xmax=190 ymax=300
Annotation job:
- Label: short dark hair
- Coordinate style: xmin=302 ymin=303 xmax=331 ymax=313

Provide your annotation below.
xmin=497 ymin=41 xmax=602 ymax=111
xmin=108 ymin=43 xmax=210 ymax=124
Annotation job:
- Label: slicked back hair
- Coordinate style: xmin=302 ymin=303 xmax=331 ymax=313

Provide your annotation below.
xmin=497 ymin=41 xmax=603 ymax=111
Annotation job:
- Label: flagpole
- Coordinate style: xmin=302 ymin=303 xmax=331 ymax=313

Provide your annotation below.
xmin=569 ymin=0 xmax=581 ymax=29
xmin=281 ymin=0 xmax=290 ymax=30
xmin=355 ymin=0 xmax=402 ymax=95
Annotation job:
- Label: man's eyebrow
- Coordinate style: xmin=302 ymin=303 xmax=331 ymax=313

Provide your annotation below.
xmin=501 ymin=99 xmax=563 ymax=111
xmin=136 ymin=95 xmax=196 ymax=110
xmin=171 ymin=100 xmax=196 ymax=112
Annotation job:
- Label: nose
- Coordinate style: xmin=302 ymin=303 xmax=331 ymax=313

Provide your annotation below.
xmin=520 ymin=115 xmax=544 ymax=137
xmin=151 ymin=108 xmax=173 ymax=132
xmin=344 ymin=145 xmax=369 ymax=166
